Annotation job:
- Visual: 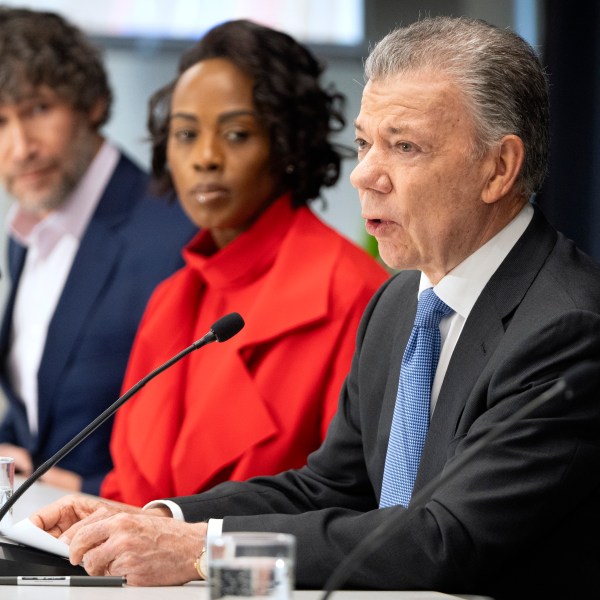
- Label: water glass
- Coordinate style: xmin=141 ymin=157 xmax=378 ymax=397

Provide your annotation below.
xmin=209 ymin=532 xmax=295 ymax=600
xmin=0 ymin=456 xmax=15 ymax=529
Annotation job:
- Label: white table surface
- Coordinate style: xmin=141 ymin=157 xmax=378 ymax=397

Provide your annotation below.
xmin=0 ymin=585 xmax=489 ymax=600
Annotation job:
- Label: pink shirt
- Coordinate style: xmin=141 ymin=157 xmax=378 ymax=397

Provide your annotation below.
xmin=6 ymin=141 xmax=119 ymax=433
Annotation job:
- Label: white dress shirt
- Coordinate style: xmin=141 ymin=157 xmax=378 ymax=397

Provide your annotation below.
xmin=6 ymin=142 xmax=119 ymax=434
xmin=428 ymin=202 xmax=533 ymax=413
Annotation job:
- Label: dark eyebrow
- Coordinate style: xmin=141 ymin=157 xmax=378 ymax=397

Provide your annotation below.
xmin=169 ymin=109 xmax=258 ymax=125
xmin=387 ymin=126 xmax=406 ymax=135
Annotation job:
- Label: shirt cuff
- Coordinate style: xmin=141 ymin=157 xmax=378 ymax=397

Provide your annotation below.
xmin=142 ymin=501 xmax=224 ymax=539
xmin=207 ymin=518 xmax=223 ymax=539
xmin=143 ymin=499 xmax=185 ymax=521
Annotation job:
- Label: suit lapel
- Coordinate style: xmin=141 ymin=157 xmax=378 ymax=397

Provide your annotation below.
xmin=414 ymin=208 xmax=559 ymax=488
xmin=35 ymin=156 xmax=143 ymax=439
xmin=0 ymin=240 xmax=27 ymax=360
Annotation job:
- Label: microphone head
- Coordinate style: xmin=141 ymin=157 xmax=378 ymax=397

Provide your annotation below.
xmin=211 ymin=312 xmax=245 ymax=342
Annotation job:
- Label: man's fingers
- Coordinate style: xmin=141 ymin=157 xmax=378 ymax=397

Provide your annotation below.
xmin=30 ymin=503 xmax=79 ymax=536
xmin=59 ymin=505 xmax=122 ymax=544
xmin=70 ymin=524 xmax=111 ymax=569
xmin=70 ymin=512 xmax=135 ymax=570
xmin=31 ymin=495 xmax=115 ymax=540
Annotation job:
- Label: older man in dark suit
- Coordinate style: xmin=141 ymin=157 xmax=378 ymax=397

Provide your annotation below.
xmin=32 ymin=16 xmax=600 ymax=600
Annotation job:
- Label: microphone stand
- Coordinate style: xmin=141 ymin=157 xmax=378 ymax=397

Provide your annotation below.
xmin=0 ymin=331 xmax=215 ymax=524
xmin=0 ymin=312 xmax=244 ymax=575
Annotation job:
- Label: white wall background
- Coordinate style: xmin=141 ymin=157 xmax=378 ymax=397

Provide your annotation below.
xmin=0 ymin=0 xmax=540 ymax=314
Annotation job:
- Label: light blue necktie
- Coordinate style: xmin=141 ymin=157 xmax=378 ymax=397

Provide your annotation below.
xmin=380 ymin=288 xmax=453 ymax=508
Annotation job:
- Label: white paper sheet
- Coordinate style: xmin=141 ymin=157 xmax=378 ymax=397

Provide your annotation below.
xmin=0 ymin=517 xmax=70 ymax=558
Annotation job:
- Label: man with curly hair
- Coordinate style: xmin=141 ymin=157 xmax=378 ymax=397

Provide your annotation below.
xmin=0 ymin=8 xmax=196 ymax=494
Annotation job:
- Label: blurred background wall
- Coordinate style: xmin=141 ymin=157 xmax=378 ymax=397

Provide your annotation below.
xmin=1 ymin=0 xmax=598 ymax=307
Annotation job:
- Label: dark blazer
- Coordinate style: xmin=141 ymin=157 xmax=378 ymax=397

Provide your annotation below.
xmin=0 ymin=153 xmax=197 ymax=494
xmin=172 ymin=208 xmax=600 ymax=600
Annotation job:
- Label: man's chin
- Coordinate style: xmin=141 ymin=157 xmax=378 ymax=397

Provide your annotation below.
xmin=376 ymin=243 xmax=411 ymax=272
xmin=10 ymin=187 xmax=70 ymax=216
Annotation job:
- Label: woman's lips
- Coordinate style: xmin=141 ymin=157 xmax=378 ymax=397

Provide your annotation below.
xmin=189 ymin=186 xmax=229 ymax=204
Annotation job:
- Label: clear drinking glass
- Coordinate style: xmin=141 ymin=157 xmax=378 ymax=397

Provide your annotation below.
xmin=209 ymin=532 xmax=296 ymax=600
xmin=0 ymin=456 xmax=15 ymax=529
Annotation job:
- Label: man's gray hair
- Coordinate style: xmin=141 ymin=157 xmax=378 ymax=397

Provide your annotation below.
xmin=365 ymin=16 xmax=550 ymax=197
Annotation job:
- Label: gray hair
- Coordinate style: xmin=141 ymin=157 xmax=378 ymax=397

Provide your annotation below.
xmin=365 ymin=16 xmax=550 ymax=197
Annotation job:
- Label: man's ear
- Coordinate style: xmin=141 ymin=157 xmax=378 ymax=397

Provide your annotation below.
xmin=481 ymin=134 xmax=525 ymax=204
xmin=88 ymin=97 xmax=108 ymax=130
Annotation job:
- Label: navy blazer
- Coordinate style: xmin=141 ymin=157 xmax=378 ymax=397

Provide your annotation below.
xmin=0 ymin=152 xmax=197 ymax=494
xmin=170 ymin=208 xmax=600 ymax=599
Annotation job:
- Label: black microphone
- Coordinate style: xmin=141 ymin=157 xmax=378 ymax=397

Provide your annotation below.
xmin=320 ymin=361 xmax=600 ymax=599
xmin=0 ymin=312 xmax=244 ymax=574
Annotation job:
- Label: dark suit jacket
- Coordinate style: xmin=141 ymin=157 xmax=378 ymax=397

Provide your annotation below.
xmin=0 ymin=153 xmax=197 ymax=494
xmin=171 ymin=208 xmax=600 ymax=600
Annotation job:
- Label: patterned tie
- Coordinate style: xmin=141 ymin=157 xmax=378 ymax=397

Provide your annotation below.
xmin=380 ymin=288 xmax=453 ymax=508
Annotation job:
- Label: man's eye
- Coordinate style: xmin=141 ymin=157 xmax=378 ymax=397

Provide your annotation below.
xmin=354 ymin=138 xmax=368 ymax=152
xmin=398 ymin=142 xmax=413 ymax=152
xmin=31 ymin=103 xmax=50 ymax=116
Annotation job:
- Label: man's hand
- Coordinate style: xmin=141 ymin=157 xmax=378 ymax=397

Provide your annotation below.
xmin=0 ymin=443 xmax=33 ymax=475
xmin=31 ymin=495 xmax=207 ymax=586
xmin=30 ymin=495 xmax=141 ymax=539
xmin=69 ymin=513 xmax=207 ymax=585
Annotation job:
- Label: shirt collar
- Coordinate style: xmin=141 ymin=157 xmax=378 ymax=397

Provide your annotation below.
xmin=7 ymin=141 xmax=119 ymax=258
xmin=421 ymin=202 xmax=534 ymax=318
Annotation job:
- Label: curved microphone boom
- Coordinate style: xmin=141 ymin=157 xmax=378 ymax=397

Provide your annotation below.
xmin=320 ymin=360 xmax=600 ymax=600
xmin=0 ymin=312 xmax=245 ymax=525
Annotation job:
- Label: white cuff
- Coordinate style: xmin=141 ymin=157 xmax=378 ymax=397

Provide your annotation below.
xmin=207 ymin=518 xmax=223 ymax=540
xmin=143 ymin=499 xmax=185 ymax=521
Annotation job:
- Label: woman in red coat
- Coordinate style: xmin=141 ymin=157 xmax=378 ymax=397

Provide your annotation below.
xmin=101 ymin=20 xmax=388 ymax=506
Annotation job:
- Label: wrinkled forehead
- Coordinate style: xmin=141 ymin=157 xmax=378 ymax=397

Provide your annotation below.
xmin=357 ymin=72 xmax=466 ymax=125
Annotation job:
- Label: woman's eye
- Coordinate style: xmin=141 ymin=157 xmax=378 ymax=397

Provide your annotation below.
xmin=173 ymin=129 xmax=196 ymax=142
xmin=225 ymin=130 xmax=250 ymax=143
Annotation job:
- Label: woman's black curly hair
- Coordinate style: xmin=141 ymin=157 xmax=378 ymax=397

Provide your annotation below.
xmin=148 ymin=19 xmax=349 ymax=206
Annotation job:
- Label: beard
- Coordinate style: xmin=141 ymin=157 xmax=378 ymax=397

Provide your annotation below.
xmin=8 ymin=125 xmax=99 ymax=216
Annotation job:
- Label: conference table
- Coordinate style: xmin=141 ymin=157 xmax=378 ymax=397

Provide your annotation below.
xmin=0 ymin=478 xmax=492 ymax=600
xmin=0 ymin=587 xmax=490 ymax=600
